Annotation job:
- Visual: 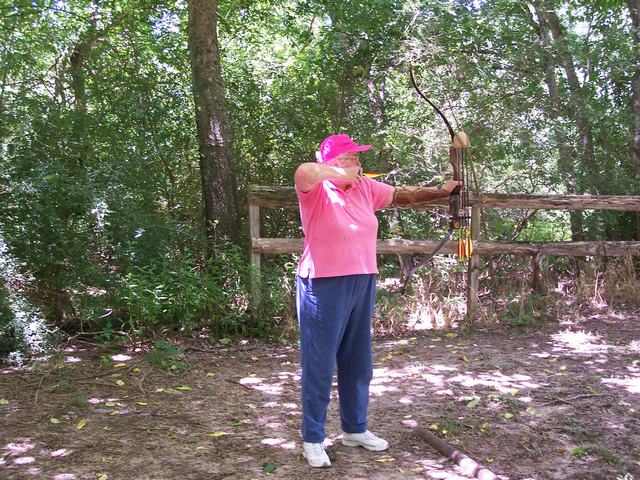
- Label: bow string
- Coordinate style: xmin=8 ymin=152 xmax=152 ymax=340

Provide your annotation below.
xmin=406 ymin=67 xmax=473 ymax=279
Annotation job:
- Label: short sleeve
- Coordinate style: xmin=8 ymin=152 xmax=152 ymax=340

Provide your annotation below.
xmin=366 ymin=178 xmax=394 ymax=211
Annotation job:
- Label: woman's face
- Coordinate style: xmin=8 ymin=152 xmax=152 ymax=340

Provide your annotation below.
xmin=330 ymin=152 xmax=361 ymax=169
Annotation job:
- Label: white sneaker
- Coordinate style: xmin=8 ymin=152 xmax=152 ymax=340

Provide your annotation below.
xmin=341 ymin=430 xmax=389 ymax=451
xmin=302 ymin=442 xmax=331 ymax=468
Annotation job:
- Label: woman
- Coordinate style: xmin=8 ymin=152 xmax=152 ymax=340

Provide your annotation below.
xmin=294 ymin=133 xmax=460 ymax=468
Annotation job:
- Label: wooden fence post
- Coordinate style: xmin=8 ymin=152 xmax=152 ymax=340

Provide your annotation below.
xmin=249 ymin=199 xmax=261 ymax=308
xmin=467 ymin=205 xmax=481 ymax=322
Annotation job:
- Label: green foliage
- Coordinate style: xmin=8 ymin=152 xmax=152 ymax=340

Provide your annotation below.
xmin=0 ymin=0 xmax=638 ymax=357
xmin=107 ymin=242 xmax=252 ymax=335
xmin=501 ymin=294 xmax=547 ymax=327
xmin=146 ymin=339 xmax=189 ymax=373
xmin=570 ymin=444 xmax=620 ymax=464
xmin=0 ymin=286 xmax=16 ymax=357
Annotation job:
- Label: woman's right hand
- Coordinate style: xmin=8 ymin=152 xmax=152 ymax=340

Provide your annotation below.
xmin=334 ymin=165 xmax=362 ymax=183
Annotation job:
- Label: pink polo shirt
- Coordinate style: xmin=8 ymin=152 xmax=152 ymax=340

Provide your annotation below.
xmin=296 ymin=177 xmax=394 ymax=278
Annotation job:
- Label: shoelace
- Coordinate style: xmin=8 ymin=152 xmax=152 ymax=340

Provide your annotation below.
xmin=310 ymin=444 xmax=325 ymax=455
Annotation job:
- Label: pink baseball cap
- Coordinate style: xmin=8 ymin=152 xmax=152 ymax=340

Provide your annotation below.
xmin=318 ymin=134 xmax=372 ymax=163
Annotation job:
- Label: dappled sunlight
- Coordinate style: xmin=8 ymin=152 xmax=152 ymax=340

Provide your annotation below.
xmin=239 ymin=375 xmax=284 ymax=395
xmin=601 ymin=375 xmax=640 ymax=394
xmin=372 ymin=361 xmax=541 ymax=402
xmin=447 ymin=371 xmax=540 ymax=393
xmin=551 ymin=329 xmax=611 ymax=355
xmin=263 ymin=401 xmax=299 ymax=410
xmin=415 ymin=458 xmax=477 ymax=480
xmin=111 ymin=354 xmax=132 ymax=362
xmin=260 ymin=437 xmax=296 ymax=450
xmin=13 ymin=456 xmax=35 ymax=465
xmin=50 ymin=449 xmax=73 ymax=458
xmin=3 ymin=441 xmax=35 ymax=455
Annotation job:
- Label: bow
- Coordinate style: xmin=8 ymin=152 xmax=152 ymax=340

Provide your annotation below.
xmin=404 ymin=67 xmax=472 ymax=283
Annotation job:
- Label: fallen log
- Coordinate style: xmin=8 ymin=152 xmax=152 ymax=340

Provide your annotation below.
xmin=416 ymin=426 xmax=499 ymax=480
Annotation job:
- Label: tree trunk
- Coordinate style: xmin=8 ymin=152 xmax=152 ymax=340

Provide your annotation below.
xmin=629 ymin=0 xmax=640 ymax=240
xmin=69 ymin=20 xmax=98 ymax=169
xmin=187 ymin=0 xmax=240 ymax=255
xmin=539 ymin=2 xmax=598 ymax=185
xmin=528 ymin=1 xmax=584 ymax=240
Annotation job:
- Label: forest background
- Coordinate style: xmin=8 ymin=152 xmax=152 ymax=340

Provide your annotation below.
xmin=1 ymin=0 xmax=639 ymax=363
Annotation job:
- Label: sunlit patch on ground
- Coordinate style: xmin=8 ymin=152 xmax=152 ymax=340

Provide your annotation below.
xmin=260 ymin=437 xmax=296 ymax=449
xmin=602 ymin=375 xmax=640 ymax=394
xmin=551 ymin=329 xmax=611 ymax=355
xmin=1 ymin=310 xmax=639 ymax=479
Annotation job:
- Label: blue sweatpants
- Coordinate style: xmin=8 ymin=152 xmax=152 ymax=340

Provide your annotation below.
xmin=296 ymin=274 xmax=376 ymax=443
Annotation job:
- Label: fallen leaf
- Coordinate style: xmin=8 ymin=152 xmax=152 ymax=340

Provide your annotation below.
xmin=50 ymin=418 xmax=61 ymax=424
xmin=0 ymin=399 xmax=9 ymax=405
xmin=132 ymin=368 xmax=141 ymax=373
xmin=77 ymin=419 xmax=87 ymax=430
xmin=210 ymin=431 xmax=229 ymax=437
xmin=485 ymin=456 xmax=494 ymax=463
xmin=206 ymin=372 xmax=215 ymax=377
xmin=428 ymin=423 xmax=439 ymax=431
xmin=114 ymin=363 xmax=127 ymax=367
xmin=115 ymin=380 xmax=125 ymax=387
xmin=175 ymin=386 xmax=192 ymax=391
xmin=467 ymin=397 xmax=480 ymax=408
xmin=376 ymin=456 xmax=396 ymax=463
xmin=445 ymin=332 xmax=458 ymax=338
xmin=459 ymin=355 xmax=468 ymax=362
xmin=510 ymin=388 xmax=520 ymax=396
xmin=97 ymin=474 xmax=108 ymax=480
xmin=403 ymin=414 xmax=413 ymax=419
xmin=136 ymin=402 xmax=148 ymax=406
xmin=246 ymin=403 xmax=257 ymax=409
xmin=504 ymin=413 xmax=514 ymax=420
xmin=263 ymin=462 xmax=277 ymax=474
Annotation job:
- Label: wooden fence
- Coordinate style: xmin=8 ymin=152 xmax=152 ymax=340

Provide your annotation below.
xmin=249 ymin=185 xmax=640 ymax=318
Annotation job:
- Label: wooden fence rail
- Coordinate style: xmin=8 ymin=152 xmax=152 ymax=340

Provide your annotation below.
xmin=248 ymin=185 xmax=640 ymax=319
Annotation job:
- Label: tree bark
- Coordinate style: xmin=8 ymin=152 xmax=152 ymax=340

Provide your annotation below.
xmin=69 ymin=19 xmax=98 ymax=169
xmin=527 ymin=1 xmax=584 ymax=240
xmin=252 ymin=238 xmax=640 ymax=257
xmin=248 ymin=185 xmax=640 ymax=211
xmin=629 ymin=0 xmax=640 ymax=240
xmin=538 ymin=1 xmax=598 ymax=185
xmin=187 ymin=0 xmax=239 ymax=254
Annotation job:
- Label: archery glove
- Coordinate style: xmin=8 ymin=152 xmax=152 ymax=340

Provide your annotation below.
xmin=390 ymin=186 xmax=449 ymax=207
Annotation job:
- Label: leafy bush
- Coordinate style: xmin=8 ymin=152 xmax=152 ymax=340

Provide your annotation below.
xmin=111 ymin=243 xmax=251 ymax=335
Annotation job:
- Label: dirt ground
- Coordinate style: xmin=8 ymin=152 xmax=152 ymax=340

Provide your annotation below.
xmin=1 ymin=308 xmax=639 ymax=480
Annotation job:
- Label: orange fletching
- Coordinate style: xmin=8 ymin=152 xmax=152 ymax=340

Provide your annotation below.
xmin=363 ymin=172 xmax=386 ymax=179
